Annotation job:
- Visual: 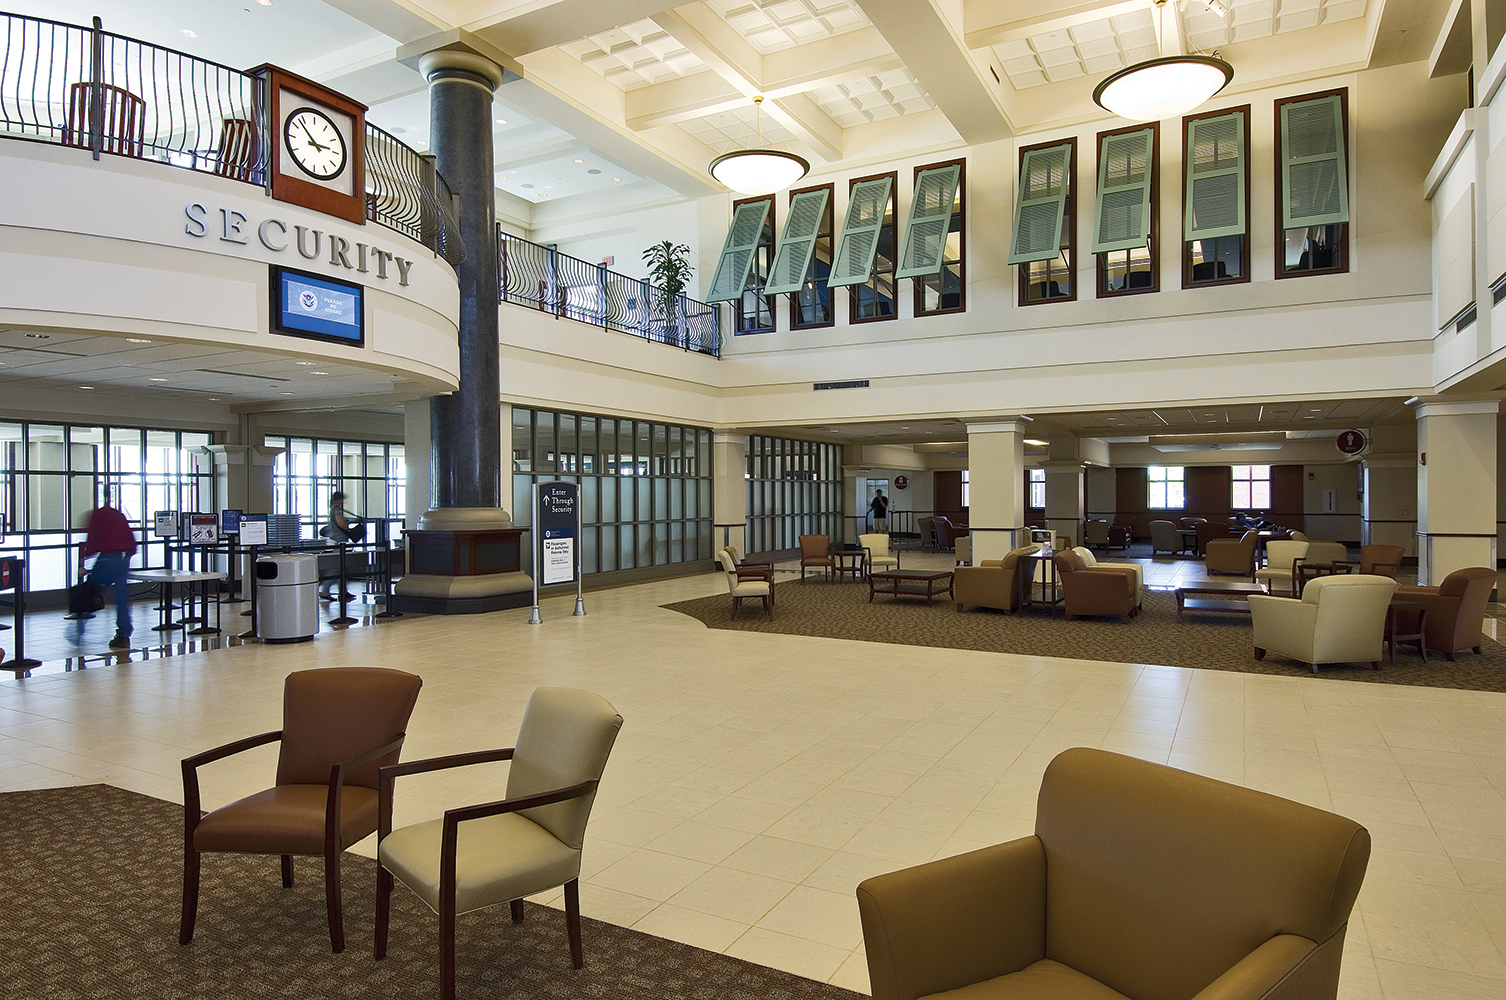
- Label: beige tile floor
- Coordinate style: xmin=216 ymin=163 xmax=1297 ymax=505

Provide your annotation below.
xmin=2 ymin=551 xmax=1504 ymax=998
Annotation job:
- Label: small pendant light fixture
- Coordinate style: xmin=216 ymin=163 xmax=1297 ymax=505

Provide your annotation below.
xmin=1093 ymin=0 xmax=1233 ymax=122
xmin=708 ymin=96 xmax=810 ymax=195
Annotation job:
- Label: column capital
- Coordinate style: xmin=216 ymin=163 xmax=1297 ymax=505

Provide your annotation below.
xmin=714 ymin=431 xmax=749 ymax=447
xmin=842 ymin=465 xmax=871 ymax=477
xmin=1361 ymin=452 xmax=1416 ymax=469
xmin=966 ymin=420 xmax=1031 ymax=436
xmin=1415 ymin=399 xmax=1500 ymax=419
xmin=397 ymin=30 xmax=513 ymax=90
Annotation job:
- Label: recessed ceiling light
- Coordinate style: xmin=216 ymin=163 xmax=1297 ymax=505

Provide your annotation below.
xmin=208 ymin=397 xmax=221 ymax=401
xmin=294 ymin=360 xmax=316 ymax=365
xmin=537 ymin=192 xmax=547 ymax=197
xmin=587 ymin=168 xmax=601 ymax=175
xmin=310 ymin=371 xmax=329 ymax=375
xmin=1025 ymin=439 xmax=1049 ymax=446
xmin=181 ymin=29 xmax=197 ymax=37
xmin=79 ymin=385 xmax=95 ymax=390
xmin=495 ymin=118 xmax=508 ymax=125
xmin=280 ymin=391 xmax=294 ymax=395
xmin=521 ymin=183 xmax=534 ymax=189
xmin=611 ymin=177 xmax=621 ymax=182
xmin=256 ymin=0 xmax=271 ymax=5
xmin=126 ymin=337 xmax=151 ymax=343
xmin=25 ymin=333 xmax=49 ymax=338
xmin=573 ymin=158 xmax=583 ymax=163
xmin=148 ymin=377 xmax=168 ymax=382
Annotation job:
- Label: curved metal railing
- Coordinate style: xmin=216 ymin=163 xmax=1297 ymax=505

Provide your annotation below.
xmin=0 ymin=11 xmax=463 ymax=266
xmin=500 ymin=230 xmax=721 ymax=357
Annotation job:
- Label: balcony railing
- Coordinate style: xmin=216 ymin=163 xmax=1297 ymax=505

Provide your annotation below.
xmin=500 ymin=231 xmax=722 ymax=357
xmin=0 ymin=11 xmax=464 ymax=268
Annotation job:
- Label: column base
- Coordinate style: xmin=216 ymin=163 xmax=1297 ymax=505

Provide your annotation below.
xmin=392 ymin=507 xmax=534 ymax=614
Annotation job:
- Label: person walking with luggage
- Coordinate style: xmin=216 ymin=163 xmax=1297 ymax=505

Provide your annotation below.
xmin=79 ymin=490 xmax=138 ymax=649
xmin=869 ymin=489 xmax=889 ymax=534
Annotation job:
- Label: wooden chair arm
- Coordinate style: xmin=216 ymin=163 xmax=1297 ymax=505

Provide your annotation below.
xmin=378 ymin=747 xmax=517 ymax=839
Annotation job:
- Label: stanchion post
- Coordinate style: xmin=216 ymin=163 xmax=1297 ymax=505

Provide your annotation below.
xmin=528 ymin=482 xmax=541 ymax=625
xmin=330 ymin=541 xmax=357 ymax=627
xmin=573 ymin=491 xmax=585 ymax=617
xmin=375 ymin=537 xmax=402 ymax=618
xmin=2 ymin=559 xmax=43 ymax=676
xmin=239 ymin=545 xmax=259 ymax=638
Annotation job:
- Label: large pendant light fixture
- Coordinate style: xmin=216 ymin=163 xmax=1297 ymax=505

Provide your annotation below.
xmin=1093 ymin=0 xmax=1232 ymax=122
xmin=708 ymin=96 xmax=810 ymax=195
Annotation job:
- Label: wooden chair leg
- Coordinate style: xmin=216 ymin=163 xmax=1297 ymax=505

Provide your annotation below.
xmin=510 ymin=899 xmax=525 ymax=923
xmin=441 ymin=903 xmax=457 ymax=1000
xmin=375 ymin=864 xmax=392 ymax=960
xmin=565 ymin=878 xmax=584 ymax=969
xmin=179 ymin=849 xmax=200 ymax=945
xmin=1253 ymin=647 xmax=1265 ymax=660
xmin=281 ymin=854 xmax=294 ymax=888
xmin=324 ymin=848 xmax=345 ymax=953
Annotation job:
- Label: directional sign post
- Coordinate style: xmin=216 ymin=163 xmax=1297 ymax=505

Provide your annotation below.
xmin=529 ymin=481 xmax=584 ymax=625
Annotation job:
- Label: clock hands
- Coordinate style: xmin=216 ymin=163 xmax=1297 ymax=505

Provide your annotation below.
xmin=297 ymin=118 xmax=329 ymax=152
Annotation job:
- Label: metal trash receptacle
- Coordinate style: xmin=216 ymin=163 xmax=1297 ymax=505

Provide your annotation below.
xmin=255 ymin=553 xmax=319 ymax=643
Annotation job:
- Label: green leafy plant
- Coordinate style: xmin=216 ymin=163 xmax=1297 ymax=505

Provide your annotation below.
xmin=642 ymin=240 xmax=694 ymax=333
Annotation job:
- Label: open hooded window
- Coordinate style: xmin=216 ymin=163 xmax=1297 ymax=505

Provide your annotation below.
xmin=899 ymin=160 xmax=965 ymax=315
xmin=707 ymin=197 xmax=775 ymax=333
xmin=1093 ymin=124 xmax=1157 ymax=297
xmin=1276 ymin=89 xmax=1349 ymax=278
xmin=830 ymin=172 xmax=897 ymax=323
xmin=1011 ymin=138 xmax=1075 ymax=304
xmin=1183 ymin=106 xmax=1250 ymax=287
xmin=767 ymin=184 xmax=834 ymax=329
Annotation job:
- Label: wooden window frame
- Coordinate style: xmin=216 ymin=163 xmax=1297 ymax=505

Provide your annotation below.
xmin=788 ymin=181 xmax=835 ymax=331
xmin=847 ymin=170 xmax=899 ymax=325
xmin=732 ymin=193 xmax=776 ymax=334
xmin=1274 ymin=87 xmax=1350 ymax=280
xmin=1095 ymin=122 xmax=1159 ymax=298
xmin=1182 ymin=104 xmax=1252 ymax=289
xmin=1017 ymin=136 xmax=1077 ymax=306
xmin=912 ymin=157 xmax=967 ymax=316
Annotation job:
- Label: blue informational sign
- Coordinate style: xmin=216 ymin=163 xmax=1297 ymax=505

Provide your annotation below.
xmin=536 ymin=481 xmax=579 ymax=587
xmin=221 ymin=509 xmax=242 ymax=535
xmin=270 ymin=265 xmax=365 ymax=346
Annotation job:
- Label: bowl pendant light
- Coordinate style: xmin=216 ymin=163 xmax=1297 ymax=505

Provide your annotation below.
xmin=708 ymin=97 xmax=810 ymax=195
xmin=1093 ymin=0 xmax=1233 ymax=122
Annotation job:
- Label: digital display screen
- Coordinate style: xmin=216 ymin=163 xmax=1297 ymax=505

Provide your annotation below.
xmin=270 ymin=265 xmax=364 ymax=346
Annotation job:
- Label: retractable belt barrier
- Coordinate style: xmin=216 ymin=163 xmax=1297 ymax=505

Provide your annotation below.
xmin=1 ymin=558 xmax=42 ymax=677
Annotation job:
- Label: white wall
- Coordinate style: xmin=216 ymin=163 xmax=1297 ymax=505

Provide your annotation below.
xmin=528 ymin=200 xmax=700 ymax=281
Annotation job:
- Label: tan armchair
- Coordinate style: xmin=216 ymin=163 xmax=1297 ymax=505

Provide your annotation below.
xmin=180 ymin=667 xmax=423 ymax=952
xmin=955 ymin=546 xmax=1037 ymax=613
xmin=717 ymin=551 xmax=772 ymax=617
xmin=376 ymin=687 xmax=623 ymax=1000
xmin=1355 ymin=544 xmax=1405 ymax=578
xmin=1394 ymin=566 xmax=1496 ymax=660
xmin=1256 ymin=540 xmax=1308 ymax=597
xmin=1205 ymin=529 xmax=1259 ymax=578
xmin=860 ymin=532 xmax=900 ymax=574
xmin=1082 ymin=520 xmax=1110 ymax=549
xmin=1071 ymin=546 xmax=1142 ymax=608
xmin=1195 ymin=521 xmax=1236 ymax=555
xmin=1250 ymin=574 xmax=1398 ymax=673
xmin=858 ymin=747 xmax=1370 ymax=1000
xmin=1053 ymin=549 xmax=1136 ymax=622
xmin=799 ymin=534 xmax=833 ymax=581
xmin=1148 ymin=519 xmax=1180 ymax=555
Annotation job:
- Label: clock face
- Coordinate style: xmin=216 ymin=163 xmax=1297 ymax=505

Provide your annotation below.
xmin=284 ymin=107 xmax=347 ymax=180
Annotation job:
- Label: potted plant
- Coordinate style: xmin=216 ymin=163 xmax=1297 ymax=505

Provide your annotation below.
xmin=641 ymin=240 xmax=693 ymax=344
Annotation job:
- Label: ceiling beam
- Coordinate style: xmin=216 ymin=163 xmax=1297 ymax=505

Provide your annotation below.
xmin=963 ymin=0 xmax=1146 ymax=50
xmin=467 ymin=0 xmax=679 ymax=57
xmin=854 ymin=0 xmax=1013 ymax=143
xmin=625 ymin=74 xmax=744 ymax=131
xmin=650 ymin=4 xmax=844 ymax=162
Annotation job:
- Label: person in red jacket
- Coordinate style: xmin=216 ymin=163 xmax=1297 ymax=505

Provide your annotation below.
xmin=79 ymin=490 xmax=139 ymax=649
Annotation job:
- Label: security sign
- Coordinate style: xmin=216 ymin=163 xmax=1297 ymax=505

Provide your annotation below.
xmin=536 ymin=482 xmax=579 ymax=587
xmin=1336 ymin=429 xmax=1367 ymax=455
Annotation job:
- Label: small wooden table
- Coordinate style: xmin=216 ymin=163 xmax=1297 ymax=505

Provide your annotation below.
xmin=1385 ymin=599 xmax=1427 ymax=665
xmin=1175 ymin=581 xmax=1267 ymax=622
xmin=1296 ymin=561 xmax=1352 ymax=594
xmin=869 ymin=570 xmax=953 ymax=604
xmin=832 ymin=547 xmax=867 ymax=583
xmin=1018 ymin=552 xmax=1063 ymax=613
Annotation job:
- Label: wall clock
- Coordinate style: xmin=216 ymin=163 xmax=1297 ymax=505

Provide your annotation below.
xmin=284 ymin=107 xmax=347 ymax=180
xmin=249 ymin=65 xmax=367 ymax=224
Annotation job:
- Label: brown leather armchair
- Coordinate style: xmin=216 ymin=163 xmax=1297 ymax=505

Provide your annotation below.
xmin=180 ymin=666 xmax=423 ymax=952
xmin=799 ymin=534 xmax=833 ymax=581
xmin=1205 ymin=529 xmax=1259 ymax=578
xmin=1394 ymin=566 xmax=1496 ymax=661
xmin=857 ymin=747 xmax=1370 ymax=1000
xmin=955 ymin=546 xmax=1037 ymax=613
xmin=1195 ymin=520 xmax=1237 ymax=555
xmin=1354 ymin=544 xmax=1405 ymax=578
xmin=1053 ymin=549 xmax=1136 ymax=622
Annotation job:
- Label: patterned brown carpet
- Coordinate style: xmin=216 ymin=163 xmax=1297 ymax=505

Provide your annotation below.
xmin=1 ymin=784 xmax=865 ymax=1000
xmin=664 ymin=580 xmax=1506 ymax=692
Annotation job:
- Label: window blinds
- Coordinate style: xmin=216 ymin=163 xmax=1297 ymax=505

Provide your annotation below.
xmin=828 ymin=176 xmax=892 ymax=287
xmin=895 ymin=163 xmax=961 ymax=279
xmin=706 ymin=200 xmax=771 ymax=304
xmin=764 ymin=189 xmax=830 ymax=295
xmin=1009 ymin=143 xmax=1072 ymax=265
xmin=1091 ymin=127 xmax=1154 ymax=254
xmin=1185 ymin=112 xmax=1245 ymax=241
xmin=1281 ymin=94 xmax=1348 ymax=230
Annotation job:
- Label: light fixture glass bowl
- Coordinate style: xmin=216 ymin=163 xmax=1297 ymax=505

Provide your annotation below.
xmin=1093 ymin=55 xmax=1233 ymax=122
xmin=709 ymin=149 xmax=810 ymax=195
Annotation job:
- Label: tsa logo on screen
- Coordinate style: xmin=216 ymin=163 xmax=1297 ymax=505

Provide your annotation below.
xmin=298 ymin=289 xmax=319 ymax=311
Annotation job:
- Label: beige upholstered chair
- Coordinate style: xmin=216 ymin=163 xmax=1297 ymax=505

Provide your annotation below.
xmin=1082 ymin=520 xmax=1110 ymax=549
xmin=1071 ymin=546 xmax=1142 ymax=608
xmin=716 ymin=550 xmax=772 ymax=617
xmin=1205 ymin=529 xmax=1259 ymax=578
xmin=1256 ymin=539 xmax=1309 ymax=597
xmin=1249 ymin=574 xmax=1399 ymax=673
xmin=1289 ymin=530 xmax=1309 ymax=542
xmin=955 ymin=546 xmax=1037 ymax=613
xmin=858 ymin=747 xmax=1370 ymax=1000
xmin=1301 ymin=540 xmax=1350 ymax=566
xmin=954 ymin=536 xmax=971 ymax=566
xmin=1149 ymin=519 xmax=1180 ymax=555
xmin=859 ymin=533 xmax=900 ymax=574
xmin=376 ymin=687 xmax=623 ymax=1000
xmin=180 ymin=667 xmax=424 ymax=952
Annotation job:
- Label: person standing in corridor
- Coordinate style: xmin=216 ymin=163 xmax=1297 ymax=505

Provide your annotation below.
xmin=79 ymin=490 xmax=138 ymax=649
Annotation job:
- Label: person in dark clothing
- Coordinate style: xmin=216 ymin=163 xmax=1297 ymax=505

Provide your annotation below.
xmin=79 ymin=491 xmax=138 ymax=649
xmin=869 ymin=490 xmax=889 ymax=533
